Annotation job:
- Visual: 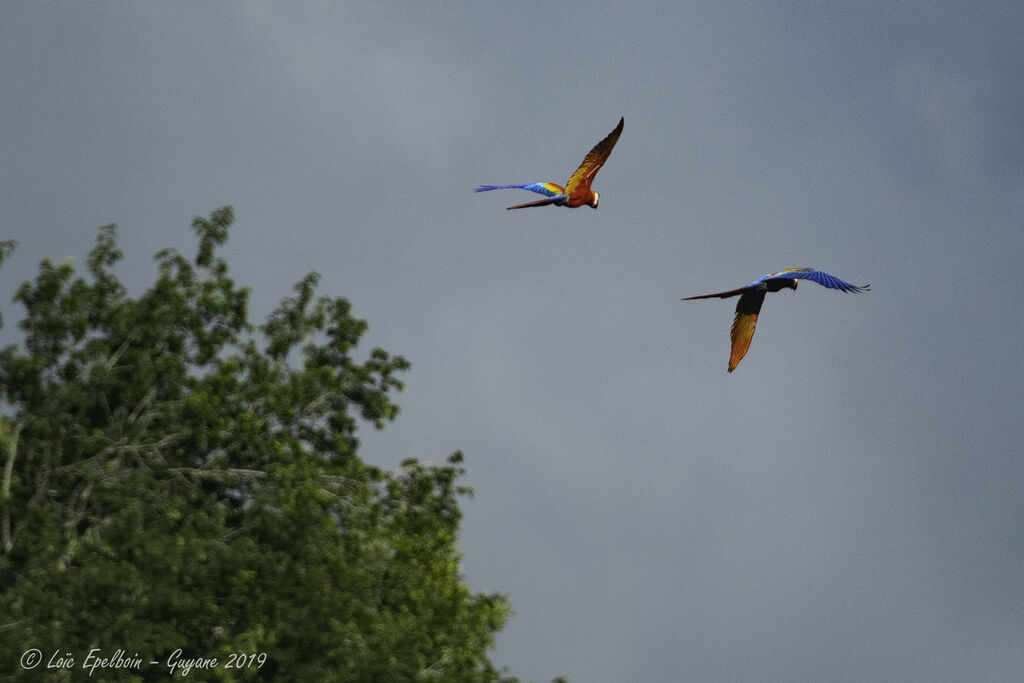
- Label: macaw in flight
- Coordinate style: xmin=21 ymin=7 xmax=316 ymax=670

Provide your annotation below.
xmin=681 ymin=268 xmax=870 ymax=372
xmin=475 ymin=117 xmax=624 ymax=210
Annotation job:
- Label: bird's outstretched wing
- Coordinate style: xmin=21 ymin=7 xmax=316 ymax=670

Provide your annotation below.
xmin=474 ymin=182 xmax=565 ymax=197
xmin=759 ymin=268 xmax=870 ymax=293
xmin=682 ymin=285 xmax=766 ymax=372
xmin=564 ymin=117 xmax=624 ymax=195
xmin=728 ymin=289 xmax=767 ymax=372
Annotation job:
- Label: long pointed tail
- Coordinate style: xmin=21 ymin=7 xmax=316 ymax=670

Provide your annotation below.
xmin=474 ymin=184 xmax=530 ymax=192
xmin=506 ymin=197 xmax=560 ymax=210
xmin=681 ymin=286 xmax=749 ymax=300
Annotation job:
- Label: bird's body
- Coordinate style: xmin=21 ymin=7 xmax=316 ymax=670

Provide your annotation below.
xmin=682 ymin=268 xmax=869 ymax=372
xmin=475 ymin=117 xmax=624 ymax=210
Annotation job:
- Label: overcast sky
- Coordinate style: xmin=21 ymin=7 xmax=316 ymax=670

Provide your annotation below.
xmin=2 ymin=3 xmax=1023 ymax=681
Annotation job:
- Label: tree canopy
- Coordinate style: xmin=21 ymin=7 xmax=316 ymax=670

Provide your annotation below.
xmin=0 ymin=208 xmax=528 ymax=681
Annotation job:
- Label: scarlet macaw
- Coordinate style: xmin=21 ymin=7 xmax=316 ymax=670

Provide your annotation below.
xmin=682 ymin=268 xmax=870 ymax=372
xmin=475 ymin=117 xmax=624 ymax=210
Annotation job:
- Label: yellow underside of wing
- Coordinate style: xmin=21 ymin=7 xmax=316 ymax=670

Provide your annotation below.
xmin=729 ymin=312 xmax=758 ymax=372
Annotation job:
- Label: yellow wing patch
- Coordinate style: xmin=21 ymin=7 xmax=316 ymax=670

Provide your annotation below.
xmin=728 ymin=312 xmax=758 ymax=372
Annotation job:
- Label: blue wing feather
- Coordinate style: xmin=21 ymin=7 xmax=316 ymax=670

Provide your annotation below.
xmin=757 ymin=268 xmax=869 ymax=293
xmin=474 ymin=182 xmax=565 ymax=197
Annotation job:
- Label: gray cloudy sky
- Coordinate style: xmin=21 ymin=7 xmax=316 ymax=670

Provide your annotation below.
xmin=2 ymin=3 xmax=1023 ymax=681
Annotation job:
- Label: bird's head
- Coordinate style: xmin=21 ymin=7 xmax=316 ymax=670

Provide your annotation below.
xmin=589 ymin=192 xmax=600 ymax=209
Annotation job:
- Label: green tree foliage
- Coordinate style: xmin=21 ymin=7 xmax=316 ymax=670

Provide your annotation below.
xmin=0 ymin=208 xmax=520 ymax=681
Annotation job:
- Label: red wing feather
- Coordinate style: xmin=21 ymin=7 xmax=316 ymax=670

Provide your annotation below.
xmin=564 ymin=117 xmax=624 ymax=195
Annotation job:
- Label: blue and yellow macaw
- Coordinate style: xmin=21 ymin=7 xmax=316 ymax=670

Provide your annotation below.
xmin=682 ymin=268 xmax=870 ymax=372
xmin=475 ymin=117 xmax=624 ymax=210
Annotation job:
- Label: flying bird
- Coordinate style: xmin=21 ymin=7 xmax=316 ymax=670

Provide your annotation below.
xmin=681 ymin=268 xmax=870 ymax=372
xmin=475 ymin=117 xmax=624 ymax=210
